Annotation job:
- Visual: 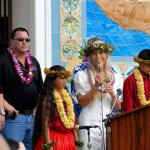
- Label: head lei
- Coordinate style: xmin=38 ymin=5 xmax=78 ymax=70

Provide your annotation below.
xmin=79 ymin=37 xmax=114 ymax=58
xmin=134 ymin=49 xmax=150 ymax=65
xmin=44 ymin=68 xmax=71 ymax=79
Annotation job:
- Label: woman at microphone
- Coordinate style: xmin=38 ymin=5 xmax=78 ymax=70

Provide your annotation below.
xmin=71 ymin=37 xmax=123 ymax=150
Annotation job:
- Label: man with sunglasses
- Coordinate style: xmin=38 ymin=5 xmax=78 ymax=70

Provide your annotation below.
xmin=0 ymin=27 xmax=43 ymax=150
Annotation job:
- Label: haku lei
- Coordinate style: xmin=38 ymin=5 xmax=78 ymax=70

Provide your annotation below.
xmin=8 ymin=48 xmax=34 ymax=85
xmin=133 ymin=68 xmax=150 ymax=105
xmin=53 ymin=89 xmax=75 ymax=129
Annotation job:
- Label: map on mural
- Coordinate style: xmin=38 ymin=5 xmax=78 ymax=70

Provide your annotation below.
xmin=86 ymin=0 xmax=150 ymax=56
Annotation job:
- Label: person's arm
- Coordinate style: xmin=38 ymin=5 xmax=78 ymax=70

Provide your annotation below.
xmin=3 ymin=99 xmax=18 ymax=116
xmin=0 ymin=94 xmax=5 ymax=130
xmin=0 ymin=57 xmax=5 ymax=130
xmin=0 ymin=94 xmax=4 ymax=110
xmin=32 ymin=59 xmax=43 ymax=117
xmin=77 ymin=84 xmax=99 ymax=107
xmin=41 ymin=99 xmax=54 ymax=150
xmin=42 ymin=100 xmax=50 ymax=144
xmin=122 ymin=78 xmax=134 ymax=112
xmin=74 ymin=128 xmax=81 ymax=150
xmin=0 ymin=135 xmax=11 ymax=150
xmin=42 ymin=100 xmax=50 ymax=143
xmin=43 ymin=116 xmax=50 ymax=143
xmin=104 ymin=83 xmax=121 ymax=109
xmin=36 ymin=59 xmax=43 ymax=93
xmin=75 ymin=71 xmax=104 ymax=107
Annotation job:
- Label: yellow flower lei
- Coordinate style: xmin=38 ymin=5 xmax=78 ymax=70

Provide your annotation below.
xmin=133 ymin=68 xmax=150 ymax=105
xmin=53 ymin=89 xmax=75 ymax=129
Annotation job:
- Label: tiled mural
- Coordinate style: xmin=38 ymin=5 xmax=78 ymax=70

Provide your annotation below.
xmin=86 ymin=0 xmax=150 ymax=76
xmin=86 ymin=0 xmax=150 ymax=57
xmin=60 ymin=0 xmax=81 ymax=62
xmin=52 ymin=0 xmax=150 ymax=76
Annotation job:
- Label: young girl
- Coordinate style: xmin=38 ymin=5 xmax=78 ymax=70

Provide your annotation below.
xmin=33 ymin=65 xmax=78 ymax=150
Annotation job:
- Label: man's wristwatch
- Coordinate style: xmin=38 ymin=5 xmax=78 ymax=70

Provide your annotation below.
xmin=0 ymin=108 xmax=6 ymax=116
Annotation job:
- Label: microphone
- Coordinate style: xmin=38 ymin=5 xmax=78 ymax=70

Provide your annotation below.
xmin=98 ymin=64 xmax=103 ymax=73
xmin=98 ymin=64 xmax=104 ymax=92
xmin=79 ymin=125 xmax=99 ymax=130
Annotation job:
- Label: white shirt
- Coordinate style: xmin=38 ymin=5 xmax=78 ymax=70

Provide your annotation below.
xmin=73 ymin=65 xmax=123 ymax=150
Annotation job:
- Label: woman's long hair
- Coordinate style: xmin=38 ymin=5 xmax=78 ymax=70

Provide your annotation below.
xmin=32 ymin=65 xmax=67 ymax=148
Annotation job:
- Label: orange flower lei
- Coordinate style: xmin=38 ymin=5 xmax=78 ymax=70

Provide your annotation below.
xmin=53 ymin=89 xmax=75 ymax=129
xmin=133 ymin=68 xmax=150 ymax=105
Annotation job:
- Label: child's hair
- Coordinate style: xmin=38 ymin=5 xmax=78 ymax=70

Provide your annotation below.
xmin=32 ymin=65 xmax=69 ymax=148
xmin=39 ymin=65 xmax=68 ymax=121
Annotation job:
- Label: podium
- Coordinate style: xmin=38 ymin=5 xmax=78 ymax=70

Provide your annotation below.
xmin=107 ymin=105 xmax=150 ymax=150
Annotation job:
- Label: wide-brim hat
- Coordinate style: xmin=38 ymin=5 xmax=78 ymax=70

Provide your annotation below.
xmin=79 ymin=37 xmax=114 ymax=58
xmin=134 ymin=49 xmax=150 ymax=64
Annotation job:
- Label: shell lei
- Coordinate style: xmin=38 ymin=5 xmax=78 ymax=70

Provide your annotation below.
xmin=133 ymin=68 xmax=150 ymax=105
xmin=53 ymin=89 xmax=75 ymax=129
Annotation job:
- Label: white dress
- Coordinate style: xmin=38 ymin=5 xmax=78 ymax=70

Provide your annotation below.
xmin=72 ymin=64 xmax=123 ymax=150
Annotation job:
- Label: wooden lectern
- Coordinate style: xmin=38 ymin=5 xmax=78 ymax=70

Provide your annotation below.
xmin=106 ymin=105 xmax=150 ymax=150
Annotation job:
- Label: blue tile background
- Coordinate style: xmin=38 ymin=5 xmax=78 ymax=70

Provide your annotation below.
xmin=51 ymin=0 xmax=61 ymax=65
xmin=51 ymin=0 xmax=150 ymax=65
xmin=86 ymin=0 xmax=150 ymax=59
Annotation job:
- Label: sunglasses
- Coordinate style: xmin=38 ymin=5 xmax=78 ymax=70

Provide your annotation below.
xmin=13 ymin=38 xmax=31 ymax=42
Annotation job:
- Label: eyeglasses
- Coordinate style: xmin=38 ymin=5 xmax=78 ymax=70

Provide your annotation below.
xmin=13 ymin=38 xmax=31 ymax=42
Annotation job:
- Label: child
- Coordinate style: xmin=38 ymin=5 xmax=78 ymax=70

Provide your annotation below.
xmin=33 ymin=65 xmax=79 ymax=150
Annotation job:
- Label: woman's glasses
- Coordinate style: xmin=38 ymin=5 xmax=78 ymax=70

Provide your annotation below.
xmin=13 ymin=38 xmax=31 ymax=42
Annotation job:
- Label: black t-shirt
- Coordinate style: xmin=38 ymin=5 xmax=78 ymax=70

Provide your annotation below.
xmin=0 ymin=49 xmax=43 ymax=110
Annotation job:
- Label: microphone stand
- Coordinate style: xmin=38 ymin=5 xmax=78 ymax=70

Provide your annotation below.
xmin=103 ymin=114 xmax=111 ymax=150
xmin=99 ymin=83 xmax=106 ymax=150
xmin=103 ymin=94 xmax=120 ymax=150
xmin=98 ymin=65 xmax=106 ymax=150
xmin=79 ymin=126 xmax=101 ymax=150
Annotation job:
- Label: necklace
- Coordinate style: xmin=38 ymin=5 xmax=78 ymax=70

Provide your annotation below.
xmin=8 ymin=48 xmax=34 ymax=85
xmin=87 ymin=66 xmax=115 ymax=89
xmin=53 ymin=89 xmax=75 ymax=129
xmin=133 ymin=68 xmax=150 ymax=105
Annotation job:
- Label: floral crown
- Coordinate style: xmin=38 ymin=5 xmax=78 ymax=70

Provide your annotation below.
xmin=134 ymin=56 xmax=150 ymax=64
xmin=79 ymin=38 xmax=114 ymax=58
xmin=44 ymin=68 xmax=71 ymax=79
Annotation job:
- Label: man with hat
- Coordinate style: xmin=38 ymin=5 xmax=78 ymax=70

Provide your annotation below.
xmin=123 ymin=49 xmax=150 ymax=112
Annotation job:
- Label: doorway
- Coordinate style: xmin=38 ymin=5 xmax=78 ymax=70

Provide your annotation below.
xmin=0 ymin=0 xmax=12 ymax=53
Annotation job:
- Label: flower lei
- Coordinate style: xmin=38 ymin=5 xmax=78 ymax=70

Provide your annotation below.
xmin=53 ymin=89 xmax=75 ymax=129
xmin=8 ymin=48 xmax=34 ymax=84
xmin=87 ymin=66 xmax=115 ymax=89
xmin=133 ymin=68 xmax=150 ymax=105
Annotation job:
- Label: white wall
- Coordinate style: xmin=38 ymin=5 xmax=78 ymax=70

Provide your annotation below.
xmin=12 ymin=0 xmax=52 ymax=78
xmin=12 ymin=0 xmax=35 ymax=55
xmin=34 ymin=0 xmax=52 ymax=77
